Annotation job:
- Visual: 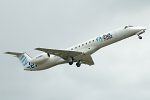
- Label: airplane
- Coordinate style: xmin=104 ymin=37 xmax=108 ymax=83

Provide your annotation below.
xmin=5 ymin=25 xmax=146 ymax=71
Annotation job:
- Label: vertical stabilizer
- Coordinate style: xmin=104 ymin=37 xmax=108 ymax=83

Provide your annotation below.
xmin=5 ymin=52 xmax=32 ymax=69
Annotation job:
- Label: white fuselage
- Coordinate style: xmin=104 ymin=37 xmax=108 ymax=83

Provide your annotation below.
xmin=25 ymin=26 xmax=146 ymax=71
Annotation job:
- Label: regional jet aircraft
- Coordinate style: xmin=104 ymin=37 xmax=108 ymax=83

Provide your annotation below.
xmin=5 ymin=25 xmax=146 ymax=71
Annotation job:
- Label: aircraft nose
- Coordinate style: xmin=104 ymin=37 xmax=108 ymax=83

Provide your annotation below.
xmin=138 ymin=27 xmax=147 ymax=31
xmin=133 ymin=26 xmax=146 ymax=38
xmin=130 ymin=26 xmax=146 ymax=34
xmin=143 ymin=27 xmax=146 ymax=30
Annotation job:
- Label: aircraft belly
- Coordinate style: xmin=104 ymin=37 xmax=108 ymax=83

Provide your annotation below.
xmin=33 ymin=56 xmax=66 ymax=70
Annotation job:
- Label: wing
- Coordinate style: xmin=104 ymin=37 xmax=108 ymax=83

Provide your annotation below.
xmin=35 ymin=48 xmax=83 ymax=60
xmin=35 ymin=48 xmax=94 ymax=66
xmin=79 ymin=54 xmax=94 ymax=65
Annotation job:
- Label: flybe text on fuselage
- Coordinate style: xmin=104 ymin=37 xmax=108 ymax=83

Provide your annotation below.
xmin=96 ymin=33 xmax=112 ymax=42
xmin=20 ymin=55 xmax=36 ymax=68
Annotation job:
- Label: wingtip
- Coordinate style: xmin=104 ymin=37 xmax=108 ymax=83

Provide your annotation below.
xmin=5 ymin=52 xmax=13 ymax=54
xmin=34 ymin=48 xmax=38 ymax=50
xmin=4 ymin=52 xmax=24 ymax=56
xmin=35 ymin=47 xmax=49 ymax=51
xmin=4 ymin=52 xmax=9 ymax=54
xmin=35 ymin=48 xmax=41 ymax=50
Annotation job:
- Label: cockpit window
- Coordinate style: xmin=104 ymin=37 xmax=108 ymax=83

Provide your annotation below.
xmin=124 ymin=25 xmax=133 ymax=29
xmin=124 ymin=26 xmax=128 ymax=29
xmin=128 ymin=25 xmax=133 ymax=27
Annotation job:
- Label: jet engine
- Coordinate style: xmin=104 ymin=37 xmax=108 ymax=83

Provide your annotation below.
xmin=30 ymin=53 xmax=49 ymax=64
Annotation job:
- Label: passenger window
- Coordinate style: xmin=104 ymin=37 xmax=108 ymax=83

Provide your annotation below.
xmin=86 ymin=43 xmax=87 ymax=45
xmin=93 ymin=40 xmax=94 ymax=42
xmin=82 ymin=44 xmax=84 ymax=46
xmin=89 ymin=41 xmax=91 ymax=43
xmin=79 ymin=45 xmax=80 ymax=47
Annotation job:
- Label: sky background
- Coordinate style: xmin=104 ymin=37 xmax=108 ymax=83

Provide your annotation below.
xmin=0 ymin=0 xmax=150 ymax=100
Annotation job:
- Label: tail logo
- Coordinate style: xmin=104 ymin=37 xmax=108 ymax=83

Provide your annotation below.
xmin=20 ymin=55 xmax=29 ymax=66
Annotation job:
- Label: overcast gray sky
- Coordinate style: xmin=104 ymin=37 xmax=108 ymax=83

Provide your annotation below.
xmin=1 ymin=0 xmax=150 ymax=100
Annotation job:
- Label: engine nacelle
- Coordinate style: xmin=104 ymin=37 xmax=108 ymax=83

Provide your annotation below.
xmin=30 ymin=53 xmax=49 ymax=64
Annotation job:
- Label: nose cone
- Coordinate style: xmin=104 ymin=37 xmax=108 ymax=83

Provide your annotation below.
xmin=130 ymin=26 xmax=146 ymax=34
xmin=137 ymin=26 xmax=147 ymax=31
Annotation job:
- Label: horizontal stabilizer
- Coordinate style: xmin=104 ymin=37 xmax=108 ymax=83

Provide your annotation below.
xmin=5 ymin=52 xmax=24 ymax=57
